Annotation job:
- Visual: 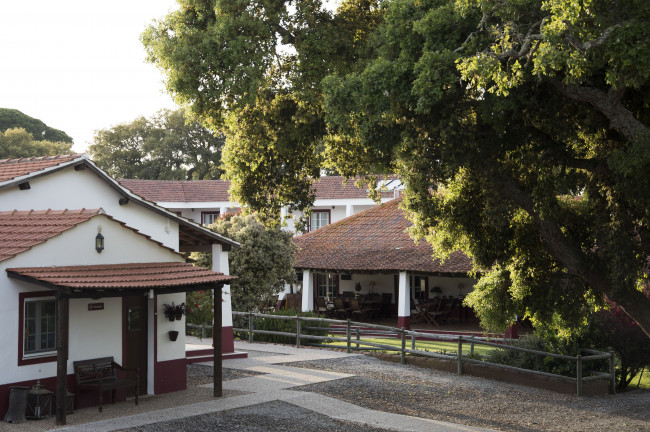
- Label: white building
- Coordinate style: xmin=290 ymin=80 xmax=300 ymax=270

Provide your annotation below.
xmin=0 ymin=154 xmax=238 ymax=422
xmin=119 ymin=176 xmax=402 ymax=233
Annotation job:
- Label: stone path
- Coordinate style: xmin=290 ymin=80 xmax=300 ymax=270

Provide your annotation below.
xmin=47 ymin=341 xmax=494 ymax=432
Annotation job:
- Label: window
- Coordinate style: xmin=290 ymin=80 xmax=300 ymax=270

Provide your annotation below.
xmin=24 ymin=299 xmax=56 ymax=355
xmin=309 ymin=210 xmax=330 ymax=232
xmin=201 ymin=211 xmax=220 ymax=226
xmin=315 ymin=273 xmax=338 ymax=299
xmin=411 ymin=276 xmax=428 ymax=301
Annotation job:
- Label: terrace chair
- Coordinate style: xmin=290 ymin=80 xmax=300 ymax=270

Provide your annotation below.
xmin=349 ymin=298 xmax=368 ymax=321
xmin=410 ymin=298 xmax=428 ymax=324
xmin=315 ymin=297 xmax=332 ymax=318
xmin=332 ymin=297 xmax=350 ymax=319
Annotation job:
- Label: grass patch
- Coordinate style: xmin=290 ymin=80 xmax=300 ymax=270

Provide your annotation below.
xmin=629 ymin=367 xmax=650 ymax=390
xmin=319 ymin=335 xmax=495 ymax=356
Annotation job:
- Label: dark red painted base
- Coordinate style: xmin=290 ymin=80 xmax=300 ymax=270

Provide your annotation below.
xmin=154 ymin=358 xmax=187 ymax=394
xmin=397 ymin=316 xmax=411 ymax=330
xmin=222 ymin=326 xmax=234 ymax=353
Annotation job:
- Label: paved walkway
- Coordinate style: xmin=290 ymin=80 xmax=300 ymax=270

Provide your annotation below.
xmin=49 ymin=341 xmax=494 ymax=432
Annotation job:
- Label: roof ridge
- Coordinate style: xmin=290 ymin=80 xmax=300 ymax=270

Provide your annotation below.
xmin=0 ymin=153 xmax=84 ymax=164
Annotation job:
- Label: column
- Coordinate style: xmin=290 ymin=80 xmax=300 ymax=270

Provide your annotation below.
xmin=397 ymin=271 xmax=410 ymax=329
xmin=301 ymin=269 xmax=313 ymax=312
xmin=212 ymin=243 xmax=234 ymax=353
xmin=346 ymin=204 xmax=353 ymax=218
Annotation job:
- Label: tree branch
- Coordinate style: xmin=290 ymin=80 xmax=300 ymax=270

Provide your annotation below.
xmin=547 ymin=79 xmax=650 ymax=143
xmin=562 ymin=21 xmax=623 ymax=52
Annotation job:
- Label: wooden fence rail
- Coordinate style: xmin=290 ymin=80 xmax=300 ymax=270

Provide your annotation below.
xmin=228 ymin=311 xmax=615 ymax=396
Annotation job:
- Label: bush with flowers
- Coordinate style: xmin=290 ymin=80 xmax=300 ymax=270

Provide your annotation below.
xmin=185 ymin=290 xmax=215 ymax=327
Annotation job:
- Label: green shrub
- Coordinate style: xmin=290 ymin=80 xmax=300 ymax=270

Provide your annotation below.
xmin=234 ymin=309 xmax=329 ymax=345
xmin=485 ymin=334 xmax=607 ymax=378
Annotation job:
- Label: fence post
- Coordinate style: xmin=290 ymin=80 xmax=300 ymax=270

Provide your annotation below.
xmin=201 ymin=324 xmax=206 ymax=339
xmin=356 ymin=326 xmax=360 ymax=351
xmin=576 ymin=354 xmax=583 ymax=396
xmin=346 ymin=319 xmax=352 ymax=354
xmin=400 ymin=327 xmax=406 ymax=364
xmin=470 ymin=334 xmax=475 ymax=355
xmin=248 ymin=311 xmax=254 ymax=343
xmin=609 ymin=351 xmax=616 ymax=395
xmin=457 ymin=335 xmax=463 ymax=376
xmin=296 ymin=316 xmax=302 ymax=348
xmin=411 ymin=331 xmax=415 ymax=350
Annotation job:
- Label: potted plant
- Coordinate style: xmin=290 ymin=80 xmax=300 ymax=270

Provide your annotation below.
xmin=163 ymin=302 xmax=185 ymax=321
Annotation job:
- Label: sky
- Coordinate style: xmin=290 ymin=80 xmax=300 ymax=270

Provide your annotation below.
xmin=1 ymin=1 xmax=181 ymax=153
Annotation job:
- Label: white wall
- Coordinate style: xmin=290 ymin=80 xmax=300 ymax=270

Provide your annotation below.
xmin=0 ymin=216 xmax=184 ymax=386
xmin=156 ymin=293 xmax=188 ymax=362
xmin=0 ymin=167 xmax=180 ymax=250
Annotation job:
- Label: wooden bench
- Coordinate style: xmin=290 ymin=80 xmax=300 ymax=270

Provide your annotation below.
xmin=73 ymin=356 xmax=139 ymax=412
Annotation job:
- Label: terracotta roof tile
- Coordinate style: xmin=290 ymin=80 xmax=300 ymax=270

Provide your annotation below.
xmin=118 ymin=176 xmax=398 ymax=203
xmin=0 ymin=209 xmax=101 ymax=262
xmin=6 ymin=262 xmax=236 ymax=289
xmin=0 ymin=154 xmax=84 ymax=183
xmin=0 ymin=208 xmax=179 ymax=262
xmin=294 ymin=198 xmax=473 ymax=274
xmin=311 ymin=176 xmax=397 ymax=200
xmin=119 ymin=179 xmax=232 ymax=202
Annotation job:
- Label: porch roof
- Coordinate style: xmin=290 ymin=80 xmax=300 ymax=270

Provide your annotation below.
xmin=6 ymin=262 xmax=236 ymax=298
xmin=294 ymin=198 xmax=473 ymax=275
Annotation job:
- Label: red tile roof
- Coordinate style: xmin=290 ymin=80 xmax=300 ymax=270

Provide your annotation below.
xmin=6 ymin=262 xmax=235 ymax=290
xmin=119 ymin=179 xmax=232 ymax=202
xmin=0 ymin=208 xmax=179 ymax=262
xmin=0 ymin=209 xmax=101 ymax=262
xmin=294 ymin=198 xmax=473 ymax=274
xmin=311 ymin=176 xmax=397 ymax=200
xmin=118 ymin=176 xmax=397 ymax=203
xmin=0 ymin=154 xmax=84 ymax=183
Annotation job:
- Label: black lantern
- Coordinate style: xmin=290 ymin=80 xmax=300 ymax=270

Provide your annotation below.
xmin=26 ymin=382 xmax=53 ymax=420
xmin=95 ymin=232 xmax=104 ymax=253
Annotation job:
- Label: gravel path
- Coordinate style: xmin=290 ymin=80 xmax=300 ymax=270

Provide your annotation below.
xmin=286 ymin=355 xmax=650 ymax=432
xmin=117 ymin=400 xmax=398 ymax=432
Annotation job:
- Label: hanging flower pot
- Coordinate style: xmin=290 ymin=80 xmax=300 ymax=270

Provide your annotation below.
xmin=168 ymin=330 xmax=179 ymax=342
xmin=163 ymin=302 xmax=185 ymax=321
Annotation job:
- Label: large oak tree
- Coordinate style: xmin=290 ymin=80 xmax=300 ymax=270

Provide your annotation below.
xmin=143 ymin=0 xmax=650 ymax=337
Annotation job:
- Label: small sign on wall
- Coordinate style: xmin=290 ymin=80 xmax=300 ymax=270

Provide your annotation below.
xmin=88 ymin=303 xmax=104 ymax=311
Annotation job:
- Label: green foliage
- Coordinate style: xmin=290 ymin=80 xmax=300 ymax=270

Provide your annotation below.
xmin=193 ymin=214 xmax=296 ymax=313
xmin=0 ymin=108 xmax=73 ymax=144
xmin=0 ymin=128 xmax=72 ymax=159
xmin=142 ymin=0 xmax=385 ymax=223
xmin=590 ymin=295 xmax=650 ymax=390
xmin=484 ymin=334 xmax=601 ymax=378
xmin=235 ymin=310 xmax=329 ymax=345
xmin=89 ymin=109 xmax=225 ymax=180
xmin=144 ymin=0 xmax=650 ymax=339
xmin=185 ymin=289 xmax=215 ymax=326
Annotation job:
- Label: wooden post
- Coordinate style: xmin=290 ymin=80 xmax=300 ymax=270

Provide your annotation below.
xmin=346 ymin=319 xmax=351 ymax=354
xmin=576 ymin=355 xmax=583 ymax=397
xmin=213 ymin=285 xmax=223 ymax=398
xmin=457 ymin=335 xmax=463 ymax=376
xmin=296 ymin=316 xmax=301 ymax=348
xmin=609 ymin=351 xmax=616 ymax=395
xmin=248 ymin=311 xmax=254 ymax=343
xmin=56 ymin=295 xmax=69 ymax=426
xmin=355 ymin=326 xmax=360 ymax=350
xmin=400 ymin=327 xmax=406 ymax=364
